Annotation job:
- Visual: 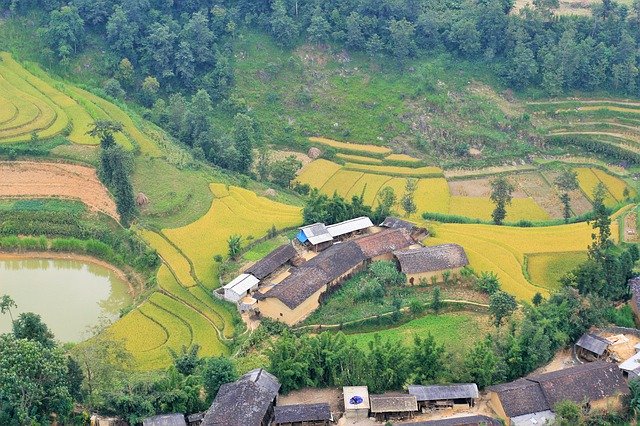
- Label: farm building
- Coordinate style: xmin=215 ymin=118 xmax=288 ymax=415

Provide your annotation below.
xmin=618 ymin=343 xmax=640 ymax=378
xmin=186 ymin=413 xmax=204 ymax=426
xmin=369 ymin=393 xmax=418 ymax=421
xmin=142 ymin=414 xmax=187 ymax=426
xmin=394 ymin=244 xmax=469 ymax=285
xmin=202 ymin=368 xmax=280 ymax=426
xmin=273 ymin=403 xmax=333 ymax=425
xmin=408 ymin=383 xmax=479 ymax=410
xmin=221 ymin=273 xmax=260 ymax=303
xmin=575 ymin=333 xmax=611 ymax=361
xmin=629 ymin=277 xmax=640 ymax=325
xmin=396 ymin=415 xmax=501 ymax=425
xmin=488 ymin=361 xmax=628 ymax=425
xmin=255 ymin=241 xmax=367 ymax=324
xmin=246 ymin=243 xmax=298 ymax=280
xmin=380 ymin=216 xmax=429 ymax=241
xmin=343 ymin=386 xmax=370 ymax=421
xmin=297 ymin=223 xmax=333 ymax=251
xmin=90 ymin=415 xmax=127 ymax=426
xmin=326 ymin=216 xmax=373 ymax=240
xmin=354 ymin=228 xmax=415 ymax=261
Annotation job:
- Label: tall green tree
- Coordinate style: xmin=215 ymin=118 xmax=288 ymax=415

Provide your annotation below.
xmin=366 ymin=334 xmax=410 ymax=393
xmin=13 ymin=312 xmax=55 ymax=349
xmin=554 ymin=169 xmax=578 ymax=223
xmin=307 ymin=6 xmax=331 ymax=44
xmin=232 ymin=113 xmax=256 ymax=173
xmin=0 ymin=294 xmax=17 ymax=324
xmin=411 ymin=334 xmax=445 ymax=383
xmin=401 ymin=179 xmax=418 ymax=217
xmin=43 ymin=5 xmax=85 ymax=60
xmin=270 ymin=0 xmax=297 ymax=47
xmin=201 ymin=356 xmax=237 ymax=402
xmin=490 ymin=176 xmax=514 ymax=225
xmin=588 ymin=183 xmax=612 ymax=261
xmin=489 ymin=290 xmax=517 ymax=327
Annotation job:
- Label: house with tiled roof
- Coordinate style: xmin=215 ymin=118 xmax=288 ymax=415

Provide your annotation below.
xmin=394 ymin=243 xmax=469 ymax=285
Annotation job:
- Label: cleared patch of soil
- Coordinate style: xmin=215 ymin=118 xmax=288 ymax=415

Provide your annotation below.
xmin=0 ymin=161 xmax=118 ymax=220
xmin=279 ymin=387 xmax=343 ymax=418
xmin=541 ymin=170 xmax=593 ymax=216
xmin=532 ymin=349 xmax=579 ymax=375
xmin=602 ymin=332 xmax=640 ymax=361
xmin=270 ymin=149 xmax=312 ymax=167
xmin=448 ymin=176 xmax=528 ymax=198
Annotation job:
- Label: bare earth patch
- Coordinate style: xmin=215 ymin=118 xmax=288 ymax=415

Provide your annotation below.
xmin=0 ymin=161 xmax=118 ymax=220
xmin=448 ymin=177 xmax=528 ymax=198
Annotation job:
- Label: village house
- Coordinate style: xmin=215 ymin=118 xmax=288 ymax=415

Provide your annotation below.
xmin=618 ymin=342 xmax=640 ymax=378
xmin=343 ymin=386 xmax=370 ymax=421
xmin=394 ymin=243 xmax=469 ymax=285
xmin=273 ymin=403 xmax=333 ymax=425
xmin=487 ymin=361 xmax=628 ymax=425
xmin=202 ymin=368 xmax=280 ymax=426
xmin=629 ymin=277 xmax=640 ymax=325
xmin=246 ymin=243 xmax=298 ymax=280
xmin=142 ymin=413 xmax=187 ymax=426
xmin=369 ymin=393 xmax=419 ymax=422
xmin=222 ymin=273 xmax=260 ymax=304
xmin=296 ymin=217 xmax=374 ymax=251
xmin=575 ymin=333 xmax=612 ymax=361
xmin=408 ymin=383 xmax=479 ymax=411
xmin=397 ymin=415 xmax=501 ymax=426
xmin=380 ymin=216 xmax=429 ymax=241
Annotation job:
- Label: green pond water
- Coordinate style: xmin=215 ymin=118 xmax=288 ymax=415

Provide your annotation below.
xmin=0 ymin=258 xmax=132 ymax=342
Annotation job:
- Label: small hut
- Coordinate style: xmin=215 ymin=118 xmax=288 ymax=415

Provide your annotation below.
xmin=273 ymin=403 xmax=333 ymax=425
xmin=408 ymin=384 xmax=479 ymax=411
xmin=369 ymin=393 xmax=418 ymax=422
xmin=136 ymin=192 xmax=149 ymax=207
xmin=575 ymin=333 xmax=611 ymax=361
xmin=343 ymin=386 xmax=370 ymax=421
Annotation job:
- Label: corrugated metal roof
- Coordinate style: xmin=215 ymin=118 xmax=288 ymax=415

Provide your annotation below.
xmin=224 ymin=274 xmax=259 ymax=294
xmin=575 ymin=333 xmax=611 ymax=356
xmin=326 ymin=216 xmax=373 ymax=237
xmin=620 ymin=352 xmax=640 ymax=372
xmin=369 ymin=394 xmax=418 ymax=413
xmin=300 ymin=223 xmax=333 ymax=245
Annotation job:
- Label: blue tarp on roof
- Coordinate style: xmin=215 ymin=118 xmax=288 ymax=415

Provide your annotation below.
xmin=296 ymin=230 xmax=308 ymax=243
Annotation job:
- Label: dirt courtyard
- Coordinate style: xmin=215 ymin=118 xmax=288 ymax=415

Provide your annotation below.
xmin=0 ymin=161 xmax=118 ymax=220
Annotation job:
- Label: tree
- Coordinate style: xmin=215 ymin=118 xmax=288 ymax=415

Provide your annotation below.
xmin=0 ymin=334 xmax=73 ymax=424
xmin=117 ymin=58 xmax=134 ymax=87
xmin=270 ymin=0 xmax=297 ymax=47
xmin=270 ymin=155 xmax=302 ymax=187
xmin=201 ymin=356 xmax=237 ymax=402
xmin=462 ymin=338 xmax=499 ymax=388
xmin=373 ymin=186 xmax=396 ymax=222
xmin=554 ymin=400 xmax=583 ymax=426
xmin=366 ymin=34 xmax=385 ymax=61
xmin=307 ymin=7 xmax=331 ymax=44
xmin=431 ymin=286 xmax=443 ymax=314
xmin=66 ymin=356 xmax=84 ymax=402
xmin=366 ymin=334 xmax=410 ymax=393
xmin=505 ymin=39 xmax=538 ymax=88
xmin=490 ymin=176 xmax=514 ymax=225
xmin=489 ymin=291 xmax=517 ymax=327
xmin=13 ymin=312 xmax=55 ymax=349
xmin=532 ymin=292 xmax=544 ymax=306
xmin=476 ymin=271 xmax=500 ymax=295
xmin=256 ymin=146 xmax=271 ymax=182
xmin=0 ymin=294 xmax=17 ymax=324
xmin=141 ymin=76 xmax=160 ymax=106
xmin=411 ymin=334 xmax=445 ymax=383
xmin=554 ymin=169 xmax=578 ymax=223
xmin=227 ymin=234 xmax=242 ymax=259
xmin=232 ymin=113 xmax=256 ymax=173
xmin=43 ymin=5 xmax=85 ymax=60
xmin=388 ymin=19 xmax=416 ymax=64
xmin=268 ymin=332 xmax=314 ymax=393
xmin=88 ymin=120 xmax=123 ymax=150
xmin=629 ymin=378 xmax=640 ymax=421
xmin=169 ymin=344 xmax=200 ymax=376
xmin=589 ymin=183 xmax=612 ymax=261
xmin=106 ymin=6 xmax=138 ymax=58
xmin=401 ymin=179 xmax=418 ymax=217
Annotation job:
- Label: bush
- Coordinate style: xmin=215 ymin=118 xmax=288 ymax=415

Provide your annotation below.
xmin=356 ymin=278 xmax=385 ymax=302
xmin=605 ymin=304 xmax=636 ymax=328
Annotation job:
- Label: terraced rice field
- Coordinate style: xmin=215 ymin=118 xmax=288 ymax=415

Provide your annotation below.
xmin=343 ymin=163 xmax=444 ymax=178
xmin=335 ymin=153 xmax=383 ymax=164
xmin=448 ymin=196 xmax=550 ymax=221
xmin=295 ymin=159 xmax=342 ymax=189
xmin=425 ymin=208 xmax=627 ymax=301
xmin=139 ymin=230 xmax=196 ymax=287
xmin=320 ymin=169 xmax=364 ymax=197
xmin=0 ymin=52 xmax=161 ymax=155
xmin=527 ymin=251 xmax=588 ymax=291
xmin=575 ymin=167 xmax=624 ymax=207
xmin=308 ymin=137 xmax=391 ymax=155
xmin=164 ymin=183 xmax=302 ymax=287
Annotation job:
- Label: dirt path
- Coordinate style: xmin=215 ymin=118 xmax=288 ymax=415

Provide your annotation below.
xmin=0 ymin=160 xmax=118 ymax=220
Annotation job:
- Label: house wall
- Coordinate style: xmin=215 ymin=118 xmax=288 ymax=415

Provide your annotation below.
xmin=590 ymin=395 xmax=624 ymax=412
xmin=631 ymin=295 xmax=640 ymax=327
xmin=487 ymin=391 xmax=510 ymax=426
xmin=406 ymin=267 xmax=464 ymax=285
xmin=257 ymin=285 xmax=328 ymax=326
xmin=370 ymin=252 xmax=395 ymax=262
xmin=224 ymin=288 xmax=242 ymax=303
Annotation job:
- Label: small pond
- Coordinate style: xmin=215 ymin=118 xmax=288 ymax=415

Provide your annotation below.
xmin=0 ymin=257 xmax=132 ymax=342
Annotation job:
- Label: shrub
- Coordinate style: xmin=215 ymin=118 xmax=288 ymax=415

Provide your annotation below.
xmin=356 ymin=278 xmax=385 ymax=302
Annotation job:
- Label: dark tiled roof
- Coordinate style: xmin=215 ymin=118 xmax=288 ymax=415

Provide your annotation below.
xmin=488 ymin=378 xmax=550 ymax=418
xmin=273 ymin=403 xmax=332 ymax=424
xmin=394 ymin=244 xmax=469 ymax=274
xmin=246 ymin=243 xmax=297 ymax=280
xmin=408 ymin=384 xmax=479 ymax=401
xmin=257 ymin=241 xmax=366 ymax=309
xmin=202 ymin=369 xmax=280 ymax=426
xmin=380 ymin=216 xmax=417 ymax=231
xmin=528 ymin=361 xmax=628 ymax=408
xmin=142 ymin=414 xmax=186 ymax=426
xmin=575 ymin=333 xmax=611 ymax=356
xmin=629 ymin=277 xmax=640 ymax=307
xmin=354 ymin=228 xmax=414 ymax=259
xmin=369 ymin=394 xmax=418 ymax=413
xmin=397 ymin=415 xmax=501 ymax=426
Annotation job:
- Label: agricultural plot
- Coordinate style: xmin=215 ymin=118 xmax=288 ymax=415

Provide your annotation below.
xmin=540 ymin=170 xmax=593 ymax=217
xmin=138 ymin=230 xmax=195 ymax=287
xmin=343 ymin=162 xmax=443 ymax=178
xmin=448 ymin=196 xmax=550 ymax=222
xmin=385 ymin=153 xmax=422 ymax=163
xmin=527 ymin=252 xmax=588 ymax=291
xmin=335 ymin=153 xmax=383 ymax=164
xmin=575 ymin=168 xmax=619 ymax=207
xmin=163 ymin=183 xmax=302 ymax=287
xmin=320 ymin=169 xmax=364 ymax=197
xmin=308 ymin=137 xmax=391 ymax=155
xmin=295 ymin=159 xmax=342 ymax=189
xmin=425 ymin=213 xmax=624 ymax=301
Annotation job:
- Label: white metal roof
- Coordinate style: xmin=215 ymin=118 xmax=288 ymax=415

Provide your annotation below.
xmin=326 ymin=216 xmax=373 ymax=237
xmin=223 ymin=273 xmax=260 ymax=294
xmin=343 ymin=386 xmax=370 ymax=410
xmin=300 ymin=223 xmax=333 ymax=245
xmin=620 ymin=351 xmax=640 ymax=372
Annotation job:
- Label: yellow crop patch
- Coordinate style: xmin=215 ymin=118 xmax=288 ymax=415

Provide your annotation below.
xmin=321 ymin=169 xmax=364 ymax=197
xmin=344 ymin=163 xmax=444 ymax=177
xmin=139 ymin=230 xmax=196 ymax=287
xmin=164 ymin=184 xmax=302 ymax=286
xmin=309 ymin=136 xmax=391 ymax=154
xmin=346 ymin=173 xmax=393 ymax=205
xmin=385 ymin=153 xmax=422 ymax=163
xmin=448 ymin=196 xmax=550 ymax=222
xmin=527 ymin=251 xmax=588 ymax=291
xmin=108 ymin=308 xmax=169 ymax=356
xmin=416 ymin=178 xmax=450 ymax=214
xmin=296 ymin=159 xmax=342 ymax=189
xmin=575 ymin=168 xmax=617 ymax=206
xmin=336 ymin=153 xmax=383 ymax=164
xmin=590 ymin=168 xmax=636 ymax=201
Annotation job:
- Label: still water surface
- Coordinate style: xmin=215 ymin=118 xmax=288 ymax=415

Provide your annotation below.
xmin=0 ymin=258 xmax=132 ymax=342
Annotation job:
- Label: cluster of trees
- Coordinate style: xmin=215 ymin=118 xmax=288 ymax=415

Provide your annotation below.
xmin=89 ymin=121 xmax=136 ymax=226
xmin=354 ymin=261 xmax=406 ymax=302
xmin=302 ymin=186 xmax=398 ymax=225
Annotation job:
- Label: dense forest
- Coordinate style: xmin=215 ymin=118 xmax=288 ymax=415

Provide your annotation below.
xmin=2 ymin=0 xmax=640 ymax=172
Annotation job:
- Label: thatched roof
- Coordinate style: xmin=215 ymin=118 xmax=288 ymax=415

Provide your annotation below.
xmin=246 ymin=243 xmax=297 ymax=280
xmin=257 ymin=241 xmax=366 ymax=309
xmin=394 ymin=244 xmax=469 ymax=274
xmin=396 ymin=415 xmax=501 ymax=426
xmin=575 ymin=333 xmax=611 ymax=356
xmin=202 ymin=369 xmax=280 ymax=426
xmin=354 ymin=228 xmax=414 ymax=259
xmin=273 ymin=403 xmax=332 ymax=424
xmin=369 ymin=394 xmax=418 ymax=413
xmin=408 ymin=384 xmax=479 ymax=402
xmin=142 ymin=414 xmax=186 ymax=426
